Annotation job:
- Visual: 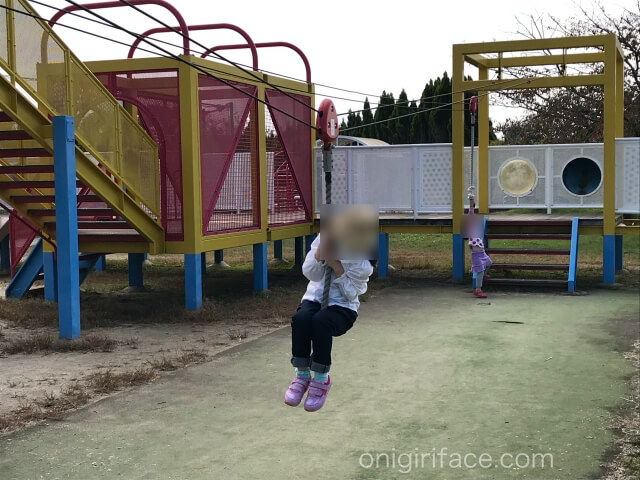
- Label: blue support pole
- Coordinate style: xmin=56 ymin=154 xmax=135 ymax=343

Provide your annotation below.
xmin=273 ymin=240 xmax=283 ymax=260
xmin=615 ymin=235 xmax=623 ymax=272
xmin=214 ymin=249 xmax=224 ymax=264
xmin=95 ymin=255 xmax=106 ymax=272
xmin=43 ymin=251 xmax=58 ymax=302
xmin=53 ymin=116 xmax=80 ymax=339
xmin=377 ymin=233 xmax=389 ymax=278
xmin=0 ymin=236 xmax=9 ymax=272
xmin=185 ymin=253 xmax=203 ymax=310
xmin=567 ymin=218 xmax=579 ymax=293
xmin=253 ymin=243 xmax=268 ymax=291
xmin=602 ymin=235 xmax=616 ymax=284
xmin=304 ymin=234 xmax=316 ymax=254
xmin=128 ymin=253 xmax=144 ymax=287
xmin=452 ymin=234 xmax=465 ymax=280
xmin=294 ymin=236 xmax=304 ymax=265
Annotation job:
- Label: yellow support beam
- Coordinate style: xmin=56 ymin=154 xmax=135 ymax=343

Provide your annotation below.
xmin=177 ymin=62 xmax=203 ymax=253
xmin=451 ymin=46 xmax=465 ymax=234
xmin=602 ymin=36 xmax=618 ymax=235
xmin=257 ymin=84 xmax=269 ymax=239
xmin=482 ymin=52 xmax=605 ymax=69
xmin=463 ymin=74 xmax=606 ymax=91
xmin=455 ymin=34 xmax=614 ymax=55
xmin=477 ymin=65 xmax=489 ymax=214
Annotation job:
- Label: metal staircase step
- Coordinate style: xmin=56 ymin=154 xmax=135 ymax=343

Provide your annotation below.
xmin=0 ymin=180 xmax=82 ymax=190
xmin=28 ymin=207 xmax=116 ymax=218
xmin=78 ymin=229 xmax=146 ymax=242
xmin=0 ymin=130 xmax=32 ymax=141
xmin=485 ymin=248 xmax=570 ymax=255
xmin=0 ymin=165 xmax=54 ymax=174
xmin=0 ymin=148 xmax=51 ymax=158
xmin=491 ymin=263 xmax=570 ymax=271
xmin=45 ymin=221 xmax=130 ymax=230
xmin=485 ymin=233 xmax=571 ymax=240
xmin=0 ymin=112 xmax=15 ymax=122
xmin=11 ymin=194 xmax=100 ymax=204
xmin=485 ymin=278 xmax=568 ymax=287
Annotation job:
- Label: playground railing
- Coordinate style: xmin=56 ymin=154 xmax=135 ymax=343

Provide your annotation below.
xmin=314 ymin=140 xmax=639 ymax=216
xmin=0 ymin=0 xmax=160 ymax=218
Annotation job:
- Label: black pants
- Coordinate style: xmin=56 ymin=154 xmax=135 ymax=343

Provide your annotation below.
xmin=290 ymin=300 xmax=357 ymax=373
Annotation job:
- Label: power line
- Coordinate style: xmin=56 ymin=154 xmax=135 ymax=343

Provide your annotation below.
xmin=28 ymin=0 xmax=319 ymax=123
xmin=33 ymin=0 xmax=497 ymax=114
xmin=60 ymin=0 xmax=317 ymax=130
xmin=340 ymin=78 xmax=532 ymax=133
xmin=116 ymin=0 xmax=318 ymax=114
xmin=32 ymin=0 xmax=479 ymax=111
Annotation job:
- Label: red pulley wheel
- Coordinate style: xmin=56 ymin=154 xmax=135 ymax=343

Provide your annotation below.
xmin=469 ymin=95 xmax=478 ymax=115
xmin=316 ymin=98 xmax=339 ymax=146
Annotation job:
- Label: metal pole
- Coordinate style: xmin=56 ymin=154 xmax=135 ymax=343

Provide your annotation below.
xmin=469 ymin=113 xmax=476 ymax=210
xmin=320 ymin=145 xmax=332 ymax=309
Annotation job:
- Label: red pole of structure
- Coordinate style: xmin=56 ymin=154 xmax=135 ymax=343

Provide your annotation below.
xmin=128 ymin=23 xmax=259 ymax=71
xmin=47 ymin=0 xmax=190 ymax=55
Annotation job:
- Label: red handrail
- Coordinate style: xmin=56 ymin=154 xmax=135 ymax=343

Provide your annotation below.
xmin=47 ymin=0 xmax=189 ymax=54
xmin=128 ymin=23 xmax=258 ymax=70
xmin=202 ymin=42 xmax=312 ymax=83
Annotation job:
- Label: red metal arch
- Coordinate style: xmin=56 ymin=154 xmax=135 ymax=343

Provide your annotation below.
xmin=127 ymin=23 xmax=259 ymax=70
xmin=202 ymin=42 xmax=312 ymax=83
xmin=46 ymin=0 xmax=189 ymax=55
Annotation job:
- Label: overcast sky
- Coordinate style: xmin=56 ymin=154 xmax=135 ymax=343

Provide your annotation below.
xmin=34 ymin=0 xmax=635 ymax=126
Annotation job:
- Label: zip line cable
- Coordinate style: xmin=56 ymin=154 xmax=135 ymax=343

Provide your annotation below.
xmin=0 ymin=3 xmax=531 ymax=137
xmin=0 ymin=2 xmax=315 ymax=130
xmin=4 ymin=1 xmax=402 ymax=115
xmin=115 ymin=0 xmax=318 ymax=114
xmin=61 ymin=0 xmax=318 ymax=130
xmin=340 ymin=78 xmax=532 ymax=133
xmin=33 ymin=0 xmax=517 ymax=114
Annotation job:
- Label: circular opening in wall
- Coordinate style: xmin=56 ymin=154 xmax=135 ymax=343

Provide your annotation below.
xmin=498 ymin=158 xmax=537 ymax=197
xmin=561 ymin=157 xmax=602 ymax=196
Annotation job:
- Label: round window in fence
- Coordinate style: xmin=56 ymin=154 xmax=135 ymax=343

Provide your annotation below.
xmin=561 ymin=157 xmax=602 ymax=196
xmin=498 ymin=158 xmax=537 ymax=197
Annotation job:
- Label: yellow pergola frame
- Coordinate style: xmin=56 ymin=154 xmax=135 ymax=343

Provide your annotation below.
xmin=451 ymin=34 xmax=624 ymax=235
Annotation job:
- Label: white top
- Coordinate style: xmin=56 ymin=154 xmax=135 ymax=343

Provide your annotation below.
xmin=301 ymin=235 xmax=374 ymax=312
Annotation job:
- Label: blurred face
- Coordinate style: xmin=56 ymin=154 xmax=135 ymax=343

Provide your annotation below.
xmin=321 ymin=205 xmax=379 ymax=259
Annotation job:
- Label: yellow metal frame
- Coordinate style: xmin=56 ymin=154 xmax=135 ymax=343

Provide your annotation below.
xmin=86 ymin=55 xmax=316 ymax=254
xmin=452 ymin=34 xmax=625 ymax=236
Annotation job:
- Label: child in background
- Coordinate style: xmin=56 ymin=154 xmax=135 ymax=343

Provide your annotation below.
xmin=284 ymin=206 xmax=376 ymax=412
xmin=469 ymin=236 xmax=491 ymax=298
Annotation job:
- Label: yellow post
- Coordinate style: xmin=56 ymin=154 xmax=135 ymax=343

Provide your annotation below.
xmin=477 ymin=66 xmax=489 ymax=214
xmin=451 ymin=45 xmax=465 ymax=279
xmin=178 ymin=61 xmax=203 ymax=253
xmin=615 ymin=47 xmax=624 ymax=138
xmin=257 ymin=84 xmax=268 ymax=232
xmin=602 ymin=37 xmax=617 ymax=235
xmin=451 ymin=46 xmax=465 ymax=233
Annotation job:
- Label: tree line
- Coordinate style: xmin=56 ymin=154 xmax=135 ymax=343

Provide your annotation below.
xmin=339 ymin=72 xmax=496 ymax=145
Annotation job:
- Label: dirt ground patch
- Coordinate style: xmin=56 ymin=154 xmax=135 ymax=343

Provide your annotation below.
xmin=601 ymin=340 xmax=640 ymax=480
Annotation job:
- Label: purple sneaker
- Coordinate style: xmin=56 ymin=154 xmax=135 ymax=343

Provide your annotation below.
xmin=284 ymin=376 xmax=310 ymax=407
xmin=304 ymin=377 xmax=331 ymax=412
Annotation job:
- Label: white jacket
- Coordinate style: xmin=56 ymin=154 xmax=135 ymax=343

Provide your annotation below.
xmin=301 ymin=235 xmax=374 ymax=312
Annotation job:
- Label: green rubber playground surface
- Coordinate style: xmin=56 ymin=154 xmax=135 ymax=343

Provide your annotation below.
xmin=1 ymin=286 xmax=638 ymax=479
